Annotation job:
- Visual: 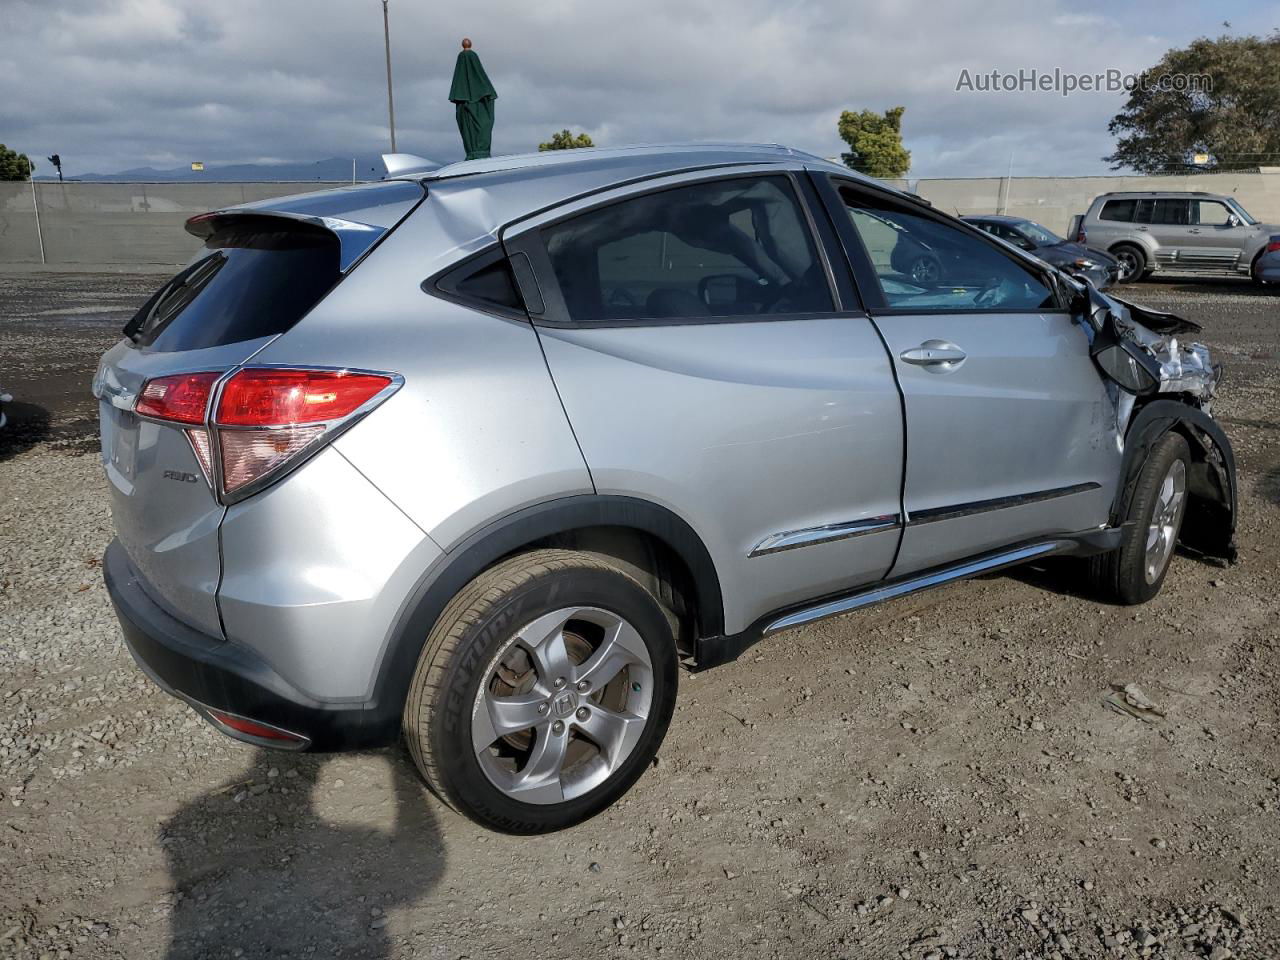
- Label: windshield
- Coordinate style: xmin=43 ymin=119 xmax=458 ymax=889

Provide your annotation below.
xmin=1013 ymin=219 xmax=1063 ymax=246
xmin=1228 ymin=200 xmax=1258 ymax=225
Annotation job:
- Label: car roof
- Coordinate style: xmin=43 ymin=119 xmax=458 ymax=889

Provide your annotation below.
xmin=417 ymin=142 xmax=845 ymax=182
xmin=384 ymin=142 xmax=886 ymax=241
xmin=962 ymin=214 xmax=1028 ymax=224
xmin=1094 ymin=191 xmax=1225 ymax=200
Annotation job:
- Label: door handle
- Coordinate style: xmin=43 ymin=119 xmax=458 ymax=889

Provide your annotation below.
xmin=1188 ymin=228 xmax=1201 ymax=234
xmin=900 ymin=341 xmax=966 ymax=366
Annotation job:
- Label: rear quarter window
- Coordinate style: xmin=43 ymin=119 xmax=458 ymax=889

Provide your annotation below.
xmin=1099 ymin=199 xmax=1136 ymax=222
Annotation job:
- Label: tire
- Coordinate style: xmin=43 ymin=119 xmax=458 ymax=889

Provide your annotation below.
xmin=403 ymin=549 xmax=678 ymax=833
xmin=1111 ymin=244 xmax=1147 ymax=283
xmin=907 ymin=254 xmax=942 ymax=284
xmin=1088 ymin=432 xmax=1191 ymax=604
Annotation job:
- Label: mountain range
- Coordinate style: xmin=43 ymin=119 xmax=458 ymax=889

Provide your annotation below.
xmin=37 ymin=155 xmax=412 ymax=182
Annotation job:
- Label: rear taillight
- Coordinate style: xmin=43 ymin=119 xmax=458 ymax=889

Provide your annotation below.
xmin=1076 ymin=227 xmax=1087 ymax=243
xmin=1267 ymin=239 xmax=1280 ymax=253
xmin=135 ymin=372 xmax=219 ymax=424
xmin=134 ymin=367 xmax=397 ymax=501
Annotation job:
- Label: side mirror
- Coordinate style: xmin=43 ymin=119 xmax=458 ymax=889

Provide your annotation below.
xmin=1094 ymin=342 xmax=1160 ymax=395
xmin=1226 ymin=214 xmax=1241 ymax=228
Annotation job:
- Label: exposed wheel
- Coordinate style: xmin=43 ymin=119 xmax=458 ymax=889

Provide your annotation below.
xmin=403 ymin=549 xmax=677 ymax=833
xmin=1111 ymin=244 xmax=1146 ymax=283
xmin=908 ymin=255 xmax=942 ymax=284
xmin=1088 ymin=432 xmax=1190 ymax=604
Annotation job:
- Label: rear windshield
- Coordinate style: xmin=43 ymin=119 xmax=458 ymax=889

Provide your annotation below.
xmin=126 ymin=224 xmax=340 ymax=352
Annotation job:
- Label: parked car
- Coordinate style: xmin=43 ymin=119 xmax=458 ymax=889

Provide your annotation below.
xmin=1255 ymin=235 xmax=1280 ymax=288
xmin=963 ymin=214 xmax=1118 ymax=289
xmin=1074 ymin=191 xmax=1279 ymax=284
xmin=95 ymin=144 xmax=1238 ymax=833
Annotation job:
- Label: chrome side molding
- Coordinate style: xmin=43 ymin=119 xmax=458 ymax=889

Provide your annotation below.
xmin=749 ymin=514 xmax=901 ymax=557
xmin=907 ymin=482 xmax=1102 ymax=526
xmin=761 ymin=540 xmax=1067 ymax=637
xmin=749 ymin=484 xmax=1100 ymax=559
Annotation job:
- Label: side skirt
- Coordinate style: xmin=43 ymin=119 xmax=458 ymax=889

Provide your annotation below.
xmin=694 ymin=527 xmax=1121 ymax=669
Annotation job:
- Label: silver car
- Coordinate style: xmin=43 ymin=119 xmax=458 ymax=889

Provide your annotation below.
xmin=96 ymin=144 xmax=1238 ymax=833
xmin=1075 ymin=190 xmax=1278 ymax=284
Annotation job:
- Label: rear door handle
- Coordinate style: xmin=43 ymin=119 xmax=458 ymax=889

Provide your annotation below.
xmin=900 ymin=341 xmax=966 ymax=366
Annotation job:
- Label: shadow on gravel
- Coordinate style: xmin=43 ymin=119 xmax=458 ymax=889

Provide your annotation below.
xmin=1257 ymin=465 xmax=1280 ymax=507
xmin=1002 ymin=558 xmax=1108 ymax=604
xmin=162 ymin=750 xmax=444 ymax=960
xmin=0 ymin=401 xmax=52 ymax=462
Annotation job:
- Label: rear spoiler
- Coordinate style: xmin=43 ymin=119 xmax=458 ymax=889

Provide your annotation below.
xmin=184 ymin=211 xmax=384 ymax=272
xmin=183 ymin=179 xmax=426 ymax=272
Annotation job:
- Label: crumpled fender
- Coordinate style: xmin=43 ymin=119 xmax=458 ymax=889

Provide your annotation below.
xmin=1115 ymin=399 xmax=1238 ymax=563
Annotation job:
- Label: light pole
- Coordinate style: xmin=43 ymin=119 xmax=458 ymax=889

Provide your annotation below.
xmin=382 ymin=0 xmax=397 ymax=152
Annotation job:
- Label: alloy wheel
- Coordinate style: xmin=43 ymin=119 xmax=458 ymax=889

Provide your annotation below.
xmin=471 ymin=606 xmax=654 ymax=805
xmin=1144 ymin=458 xmax=1186 ymax=584
xmin=1115 ymin=250 xmax=1139 ymax=281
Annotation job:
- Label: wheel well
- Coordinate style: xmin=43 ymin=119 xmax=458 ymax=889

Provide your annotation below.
xmin=518 ymin=526 xmax=699 ymax=658
xmin=1117 ymin=400 xmax=1237 ymax=563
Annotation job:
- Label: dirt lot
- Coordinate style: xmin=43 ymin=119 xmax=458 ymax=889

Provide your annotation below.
xmin=1 ymin=272 xmax=1278 ymax=960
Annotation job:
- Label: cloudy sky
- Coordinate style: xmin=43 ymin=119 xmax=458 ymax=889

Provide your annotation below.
xmin=4 ymin=0 xmax=1277 ymax=178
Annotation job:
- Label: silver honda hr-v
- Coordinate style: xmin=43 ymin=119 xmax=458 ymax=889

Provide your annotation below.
xmin=95 ymin=144 xmax=1238 ymax=833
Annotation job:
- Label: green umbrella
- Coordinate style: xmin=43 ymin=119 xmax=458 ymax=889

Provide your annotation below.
xmin=449 ymin=40 xmax=497 ymax=160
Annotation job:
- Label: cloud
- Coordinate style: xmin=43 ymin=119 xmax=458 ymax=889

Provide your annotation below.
xmin=1 ymin=0 xmax=1266 ymax=177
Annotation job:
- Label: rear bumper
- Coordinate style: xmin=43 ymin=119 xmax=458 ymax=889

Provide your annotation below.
xmin=104 ymin=539 xmax=400 ymax=750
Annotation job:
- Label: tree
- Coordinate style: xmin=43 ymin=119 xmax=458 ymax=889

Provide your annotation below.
xmin=539 ymin=130 xmax=594 ymax=151
xmin=0 ymin=144 xmax=33 ymax=181
xmin=1105 ymin=31 xmax=1280 ymax=172
xmin=837 ymin=107 xmax=910 ymax=178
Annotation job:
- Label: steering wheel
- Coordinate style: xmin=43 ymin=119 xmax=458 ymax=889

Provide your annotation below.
xmin=973 ymin=276 xmax=1004 ymax=309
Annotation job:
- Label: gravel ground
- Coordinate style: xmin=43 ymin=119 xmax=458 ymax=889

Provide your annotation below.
xmin=1 ymin=272 xmax=1277 ymax=960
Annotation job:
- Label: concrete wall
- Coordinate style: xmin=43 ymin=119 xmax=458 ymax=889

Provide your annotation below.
xmin=2 ymin=173 xmax=1279 ymax=270
xmin=0 ymin=181 xmax=348 ymax=268
xmin=903 ymin=172 xmax=1280 ymax=237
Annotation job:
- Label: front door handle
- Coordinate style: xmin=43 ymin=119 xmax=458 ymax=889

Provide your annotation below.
xmin=900 ymin=340 xmax=967 ymax=366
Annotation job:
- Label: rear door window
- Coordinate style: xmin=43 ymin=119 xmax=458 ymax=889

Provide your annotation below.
xmin=1151 ymin=199 xmax=1191 ymax=225
xmin=127 ymin=224 xmax=340 ymax=352
xmin=540 ymin=176 xmax=834 ymax=322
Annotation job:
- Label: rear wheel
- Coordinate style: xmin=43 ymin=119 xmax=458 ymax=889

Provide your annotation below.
xmin=1088 ymin=432 xmax=1190 ymax=604
xmin=1111 ymin=244 xmax=1146 ymax=283
xmin=403 ymin=549 xmax=677 ymax=833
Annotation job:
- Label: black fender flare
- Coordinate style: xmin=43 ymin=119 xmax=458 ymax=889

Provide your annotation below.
xmin=1113 ymin=399 xmax=1238 ymax=562
xmin=364 ymin=495 xmax=725 ymax=734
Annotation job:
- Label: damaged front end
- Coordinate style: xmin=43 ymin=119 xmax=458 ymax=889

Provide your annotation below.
xmin=1075 ymin=283 xmax=1238 ymax=563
